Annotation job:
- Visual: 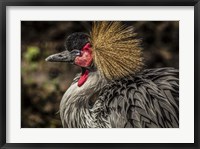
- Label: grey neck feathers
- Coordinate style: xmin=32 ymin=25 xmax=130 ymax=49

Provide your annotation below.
xmin=59 ymin=71 xmax=110 ymax=128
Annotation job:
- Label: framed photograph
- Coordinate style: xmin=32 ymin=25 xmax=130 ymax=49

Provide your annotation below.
xmin=0 ymin=0 xmax=199 ymax=148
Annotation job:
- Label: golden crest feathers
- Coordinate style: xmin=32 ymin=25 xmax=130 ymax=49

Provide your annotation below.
xmin=90 ymin=21 xmax=143 ymax=80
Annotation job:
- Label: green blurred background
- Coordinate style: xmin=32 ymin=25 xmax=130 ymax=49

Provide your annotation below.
xmin=21 ymin=21 xmax=179 ymax=128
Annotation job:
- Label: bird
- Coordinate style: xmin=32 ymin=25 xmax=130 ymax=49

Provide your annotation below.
xmin=46 ymin=21 xmax=179 ymax=128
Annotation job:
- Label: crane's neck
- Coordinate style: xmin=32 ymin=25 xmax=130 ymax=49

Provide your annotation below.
xmin=59 ymin=70 xmax=110 ymax=128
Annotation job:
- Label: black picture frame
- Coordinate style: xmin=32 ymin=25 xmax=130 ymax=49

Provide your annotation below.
xmin=0 ymin=0 xmax=199 ymax=149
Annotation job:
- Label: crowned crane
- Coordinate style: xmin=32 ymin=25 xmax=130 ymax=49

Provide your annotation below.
xmin=46 ymin=22 xmax=179 ymax=128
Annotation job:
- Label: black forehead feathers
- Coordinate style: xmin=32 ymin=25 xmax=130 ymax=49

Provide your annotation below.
xmin=65 ymin=32 xmax=89 ymax=51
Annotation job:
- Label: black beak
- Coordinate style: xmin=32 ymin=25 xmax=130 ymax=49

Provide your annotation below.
xmin=45 ymin=50 xmax=73 ymax=63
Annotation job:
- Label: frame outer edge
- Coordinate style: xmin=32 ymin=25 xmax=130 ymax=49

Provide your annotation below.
xmin=0 ymin=1 xmax=2 ymax=148
xmin=0 ymin=0 xmax=199 ymax=149
xmin=0 ymin=1 xmax=6 ymax=149
xmin=0 ymin=0 xmax=198 ymax=6
xmin=195 ymin=0 xmax=200 ymax=148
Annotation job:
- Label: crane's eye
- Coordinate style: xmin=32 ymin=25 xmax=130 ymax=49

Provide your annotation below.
xmin=70 ymin=49 xmax=81 ymax=56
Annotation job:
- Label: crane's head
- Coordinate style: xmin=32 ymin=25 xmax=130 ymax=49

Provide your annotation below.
xmin=46 ymin=32 xmax=93 ymax=68
xmin=46 ymin=22 xmax=143 ymax=87
xmin=46 ymin=32 xmax=94 ymax=87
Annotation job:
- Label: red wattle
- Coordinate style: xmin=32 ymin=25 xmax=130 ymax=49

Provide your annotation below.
xmin=78 ymin=70 xmax=89 ymax=87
